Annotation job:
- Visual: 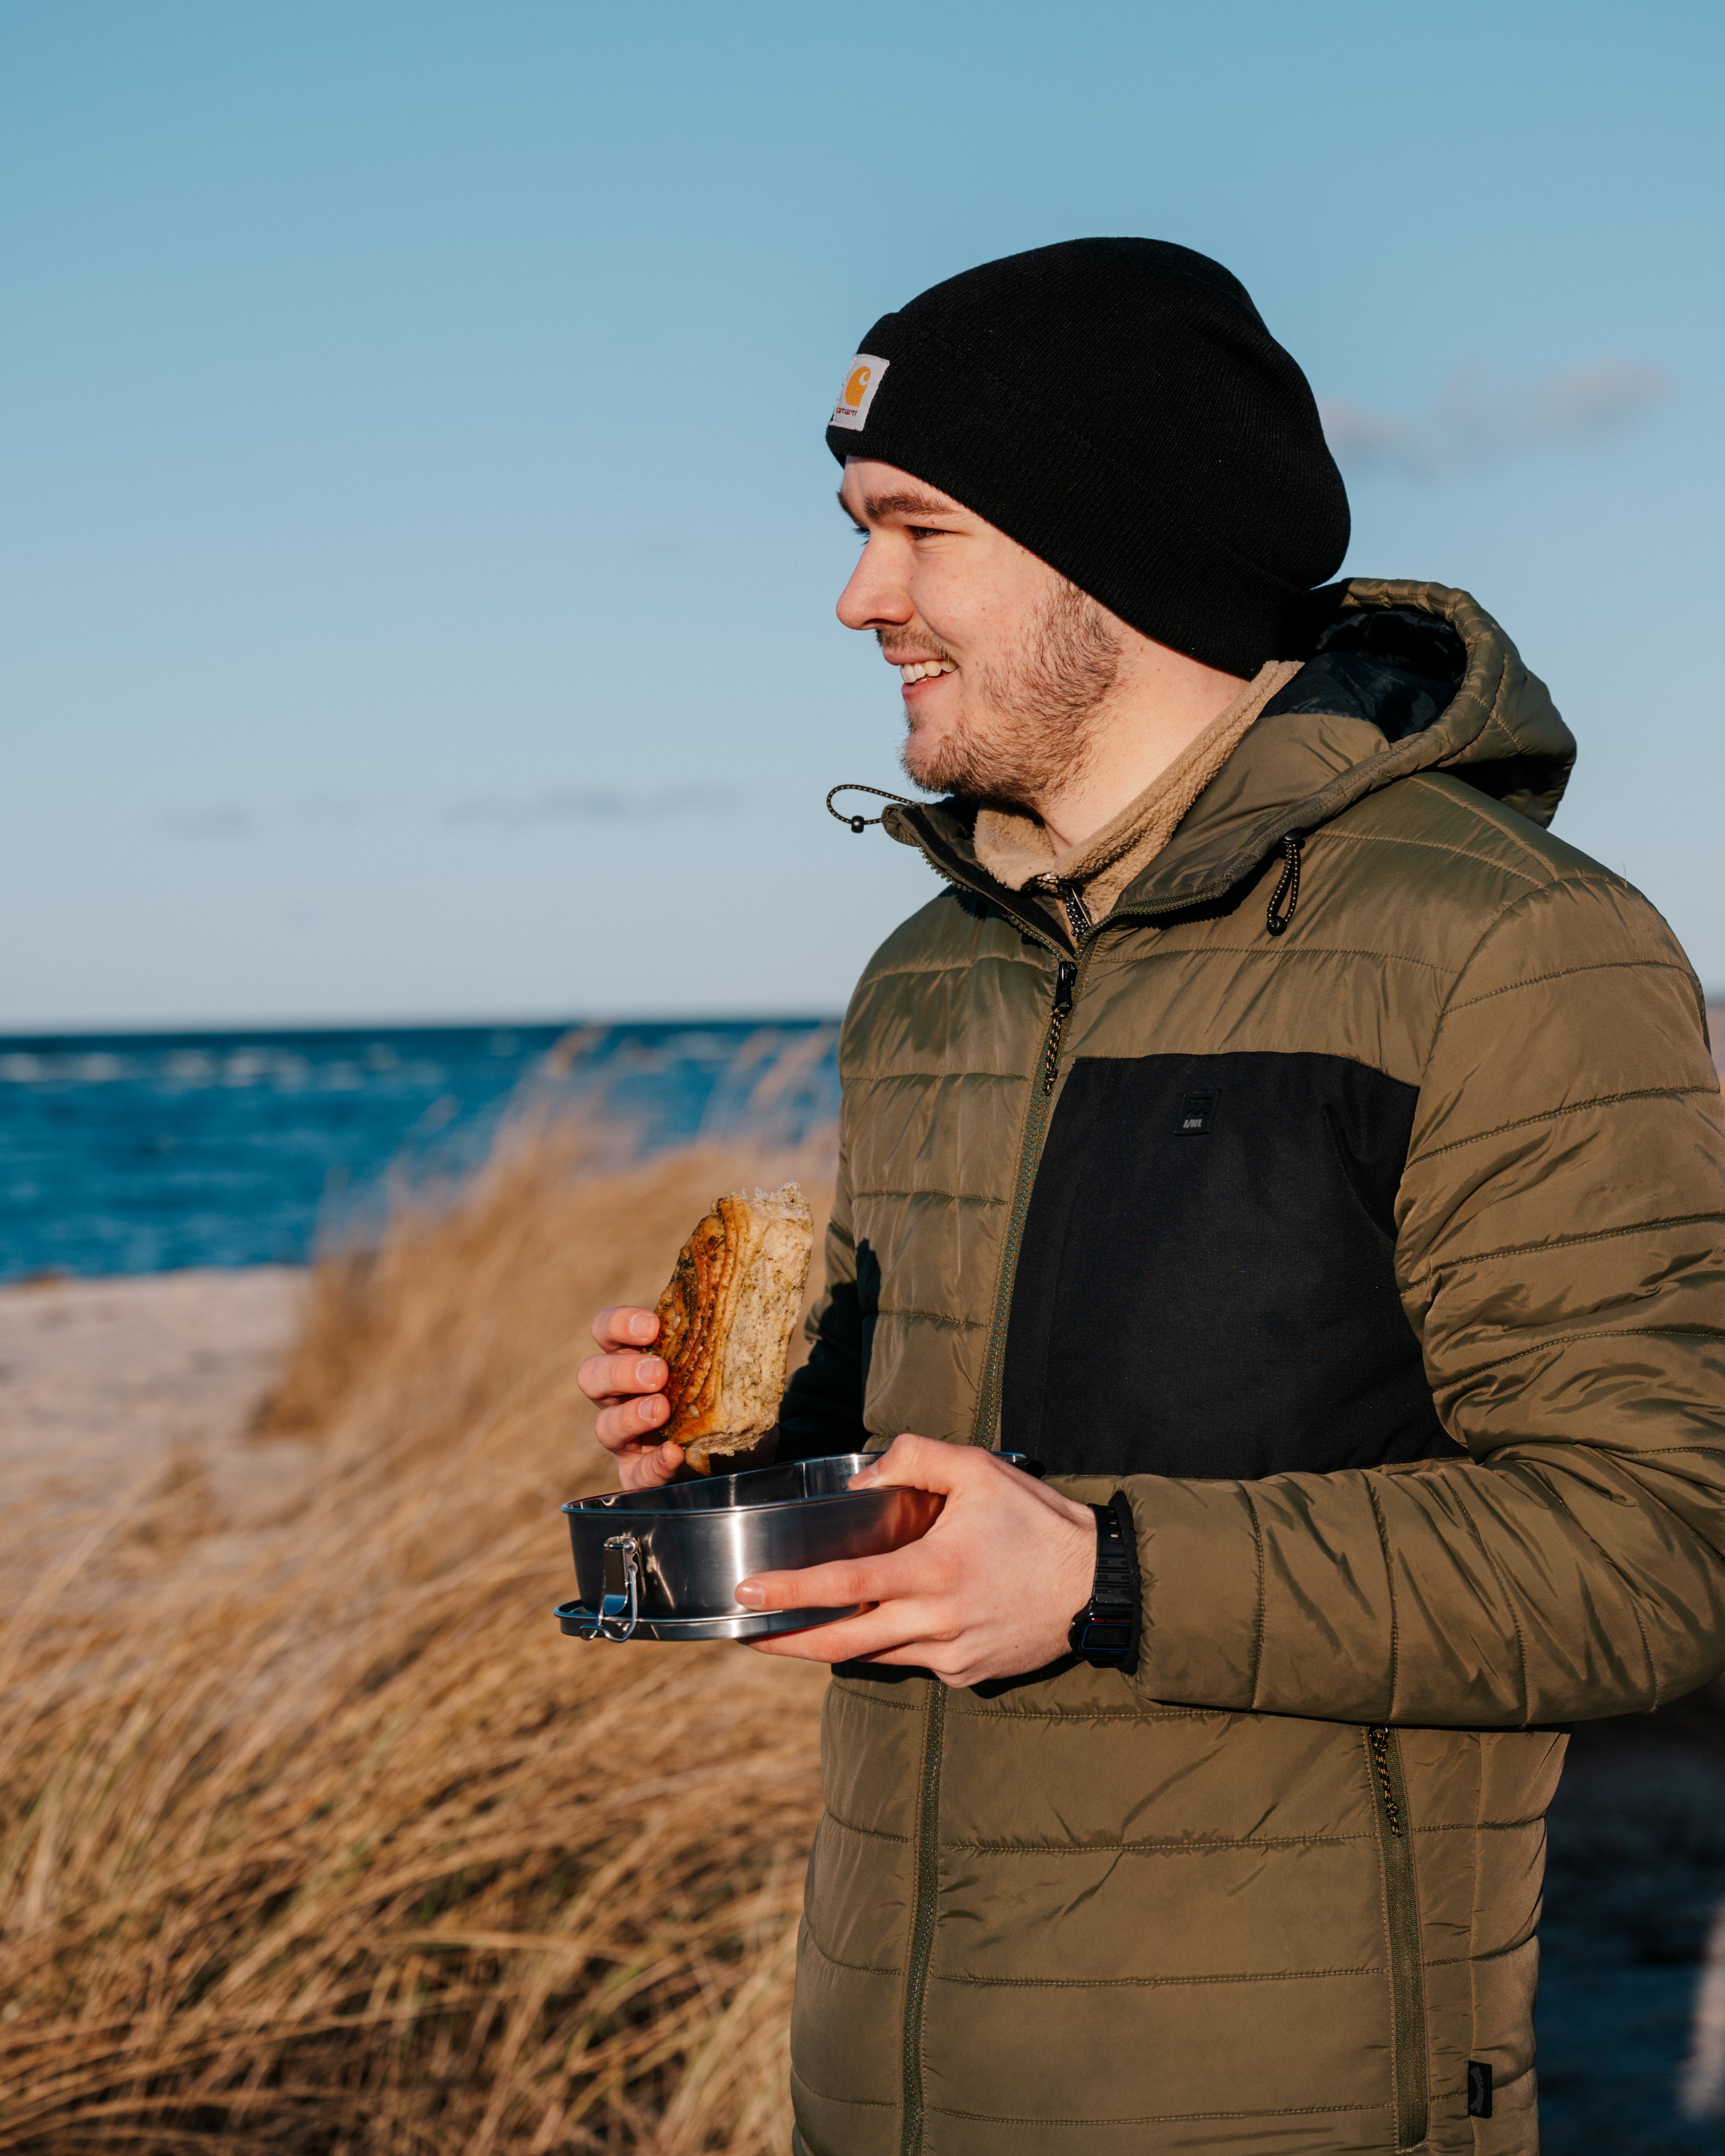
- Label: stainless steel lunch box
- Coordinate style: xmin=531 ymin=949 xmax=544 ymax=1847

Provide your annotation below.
xmin=556 ymin=1451 xmax=1038 ymax=1643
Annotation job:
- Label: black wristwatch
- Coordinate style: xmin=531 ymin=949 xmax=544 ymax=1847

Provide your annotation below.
xmin=1067 ymin=1492 xmax=1141 ymax=1672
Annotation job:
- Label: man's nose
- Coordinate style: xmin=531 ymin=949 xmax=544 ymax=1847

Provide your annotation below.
xmin=837 ymin=540 xmax=913 ymax=632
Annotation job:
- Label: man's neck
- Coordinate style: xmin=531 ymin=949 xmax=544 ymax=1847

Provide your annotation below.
xmin=1033 ymin=642 xmax=1252 ymax=854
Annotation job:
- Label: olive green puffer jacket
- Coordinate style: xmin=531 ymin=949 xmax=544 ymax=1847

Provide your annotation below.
xmin=779 ymin=580 xmax=1725 ymax=2156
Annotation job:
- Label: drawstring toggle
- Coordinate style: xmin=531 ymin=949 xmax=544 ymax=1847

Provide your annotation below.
xmin=1265 ymin=831 xmax=1305 ymax=938
xmin=827 ymin=783 xmax=915 ymax=834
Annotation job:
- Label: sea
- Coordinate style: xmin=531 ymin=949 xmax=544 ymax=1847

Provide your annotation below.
xmin=0 ymin=1020 xmax=839 ymax=1283
xmin=6 ymin=1005 xmax=1722 ymax=1287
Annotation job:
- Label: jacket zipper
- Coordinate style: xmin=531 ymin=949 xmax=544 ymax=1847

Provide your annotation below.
xmin=972 ymin=954 xmax=1083 ymax=1451
xmin=1366 ymin=1726 xmax=1429 ymax=2149
xmin=879 ymin=806 xmax=1311 ymax=2155
xmin=898 ymin=942 xmax=1090 ymax=2156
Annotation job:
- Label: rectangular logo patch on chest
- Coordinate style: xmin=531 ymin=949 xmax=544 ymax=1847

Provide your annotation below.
xmin=1178 ymin=1091 xmax=1217 ymax=1135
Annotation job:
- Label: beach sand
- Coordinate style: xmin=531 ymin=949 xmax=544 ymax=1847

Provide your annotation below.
xmin=0 ymin=1265 xmax=309 ymax=1584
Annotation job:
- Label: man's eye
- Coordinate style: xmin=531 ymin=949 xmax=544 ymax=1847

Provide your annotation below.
xmin=908 ymin=525 xmax=946 ymax=540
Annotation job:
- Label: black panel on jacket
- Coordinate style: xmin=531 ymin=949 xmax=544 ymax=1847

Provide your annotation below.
xmin=1002 ymin=1052 xmax=1455 ymax=1478
xmin=775 ymin=1245 xmax=880 ymax=1462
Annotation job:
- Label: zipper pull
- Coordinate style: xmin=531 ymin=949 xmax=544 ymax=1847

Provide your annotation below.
xmin=1054 ymin=879 xmax=1092 ymax=943
xmin=1367 ymin=1725 xmax=1403 ymax=1837
xmin=1041 ymin=961 xmax=1078 ymax=1095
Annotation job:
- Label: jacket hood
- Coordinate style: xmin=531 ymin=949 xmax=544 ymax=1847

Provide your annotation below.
xmin=880 ymin=579 xmax=1576 ymax=941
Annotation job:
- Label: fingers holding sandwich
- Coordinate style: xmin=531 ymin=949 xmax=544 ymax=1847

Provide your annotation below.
xmin=579 ymin=1306 xmax=681 ymax=1488
xmin=581 ymin=1167 xmax=814 ymax=1492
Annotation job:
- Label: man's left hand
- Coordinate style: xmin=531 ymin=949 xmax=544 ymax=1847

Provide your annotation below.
xmin=738 ymin=1435 xmax=1099 ymax=1687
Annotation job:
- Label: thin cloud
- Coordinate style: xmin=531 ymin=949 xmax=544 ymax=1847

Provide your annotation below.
xmin=446 ymin=784 xmax=734 ymax=828
xmin=161 ymin=807 xmax=255 ymax=839
xmin=160 ymin=796 xmax=367 ymax=839
xmin=294 ymin=791 xmax=367 ymax=826
xmin=1320 ymin=359 xmax=1672 ymax=480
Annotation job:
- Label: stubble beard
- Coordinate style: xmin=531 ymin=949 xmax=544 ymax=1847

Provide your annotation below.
xmin=896 ymin=579 xmax=1122 ymax=816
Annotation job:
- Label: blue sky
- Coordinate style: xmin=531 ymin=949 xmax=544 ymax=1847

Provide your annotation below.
xmin=2 ymin=0 xmax=1721 ymax=1026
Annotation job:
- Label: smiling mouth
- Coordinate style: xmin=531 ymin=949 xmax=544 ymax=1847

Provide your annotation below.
xmin=895 ymin=659 xmax=957 ymax=684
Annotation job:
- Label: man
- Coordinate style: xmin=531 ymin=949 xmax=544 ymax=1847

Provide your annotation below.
xmin=580 ymin=240 xmax=1725 ymax=2155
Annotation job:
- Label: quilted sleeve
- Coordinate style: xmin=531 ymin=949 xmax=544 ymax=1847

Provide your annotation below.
xmin=1115 ymin=872 xmax=1725 ymax=1726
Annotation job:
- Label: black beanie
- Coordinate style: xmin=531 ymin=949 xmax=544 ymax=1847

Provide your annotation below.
xmin=825 ymin=238 xmax=1349 ymax=677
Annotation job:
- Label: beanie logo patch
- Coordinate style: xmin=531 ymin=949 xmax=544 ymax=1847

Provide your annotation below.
xmin=831 ymin=353 xmax=888 ymax=432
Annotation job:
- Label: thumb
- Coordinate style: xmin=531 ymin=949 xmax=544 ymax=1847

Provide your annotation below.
xmin=849 ymin=1433 xmax=969 ymax=1495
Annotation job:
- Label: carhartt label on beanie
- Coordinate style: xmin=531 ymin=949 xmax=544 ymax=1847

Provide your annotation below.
xmin=831 ymin=354 xmax=889 ymax=431
xmin=824 ymin=238 xmax=1350 ymax=677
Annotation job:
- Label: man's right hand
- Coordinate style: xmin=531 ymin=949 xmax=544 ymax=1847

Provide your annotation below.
xmin=577 ymin=1307 xmax=682 ymax=1489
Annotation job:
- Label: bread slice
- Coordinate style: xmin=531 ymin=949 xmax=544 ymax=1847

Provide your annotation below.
xmin=653 ymin=1182 xmax=814 ymax=1474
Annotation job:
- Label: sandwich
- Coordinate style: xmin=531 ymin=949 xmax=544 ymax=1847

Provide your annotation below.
xmin=653 ymin=1182 xmax=814 ymax=1473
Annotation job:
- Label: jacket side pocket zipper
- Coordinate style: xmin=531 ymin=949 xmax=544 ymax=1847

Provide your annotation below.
xmin=1367 ymin=1725 xmax=1429 ymax=2150
xmin=898 ymin=1684 xmax=948 ymax=2156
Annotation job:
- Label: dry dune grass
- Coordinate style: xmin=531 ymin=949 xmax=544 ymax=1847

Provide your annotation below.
xmin=0 ymin=1118 xmax=835 ymax=2153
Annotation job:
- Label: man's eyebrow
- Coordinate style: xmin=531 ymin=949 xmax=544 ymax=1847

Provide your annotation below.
xmin=837 ymin=487 xmax=963 ymax=525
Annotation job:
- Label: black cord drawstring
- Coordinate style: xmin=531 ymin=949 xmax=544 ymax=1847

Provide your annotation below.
xmin=1265 ymin=831 xmax=1304 ymax=937
xmin=827 ymin=783 xmax=916 ymax=834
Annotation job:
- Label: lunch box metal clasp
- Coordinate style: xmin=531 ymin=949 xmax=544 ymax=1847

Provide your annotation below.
xmin=584 ymin=1533 xmax=645 ymax=1642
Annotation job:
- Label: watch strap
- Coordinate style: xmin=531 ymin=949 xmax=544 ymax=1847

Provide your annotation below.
xmin=1068 ymin=1492 xmax=1140 ymax=1672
